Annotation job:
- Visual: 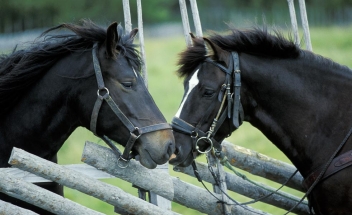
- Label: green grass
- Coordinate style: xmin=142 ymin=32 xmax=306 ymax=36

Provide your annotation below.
xmin=57 ymin=25 xmax=352 ymax=214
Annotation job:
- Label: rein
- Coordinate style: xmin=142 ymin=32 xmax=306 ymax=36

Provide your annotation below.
xmin=90 ymin=43 xmax=171 ymax=168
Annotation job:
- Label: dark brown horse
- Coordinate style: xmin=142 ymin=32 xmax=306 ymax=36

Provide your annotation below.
xmin=0 ymin=20 xmax=174 ymax=214
xmin=170 ymin=28 xmax=352 ymax=214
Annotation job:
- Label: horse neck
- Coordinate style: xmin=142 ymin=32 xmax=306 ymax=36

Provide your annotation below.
xmin=240 ymin=53 xmax=352 ymax=176
xmin=0 ymin=54 xmax=92 ymax=166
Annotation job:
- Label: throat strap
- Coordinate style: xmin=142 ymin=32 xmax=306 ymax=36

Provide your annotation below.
xmin=232 ymin=52 xmax=242 ymax=128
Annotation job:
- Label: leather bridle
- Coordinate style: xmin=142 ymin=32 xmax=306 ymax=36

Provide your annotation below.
xmin=90 ymin=43 xmax=172 ymax=168
xmin=171 ymin=51 xmax=244 ymax=158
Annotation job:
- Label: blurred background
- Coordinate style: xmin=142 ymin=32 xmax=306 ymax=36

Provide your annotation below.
xmin=1 ymin=0 xmax=352 ymax=34
xmin=1 ymin=0 xmax=352 ymax=214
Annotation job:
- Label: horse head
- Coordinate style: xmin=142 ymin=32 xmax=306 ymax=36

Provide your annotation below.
xmin=79 ymin=22 xmax=175 ymax=169
xmin=170 ymin=36 xmax=238 ymax=167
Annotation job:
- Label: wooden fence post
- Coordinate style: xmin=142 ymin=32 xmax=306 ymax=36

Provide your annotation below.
xmin=287 ymin=0 xmax=299 ymax=45
xmin=137 ymin=0 xmax=148 ymax=85
xmin=298 ymin=0 xmax=312 ymax=51
xmin=179 ymin=0 xmax=192 ymax=46
xmin=189 ymin=0 xmax=203 ymax=37
xmin=122 ymin=0 xmax=132 ymax=33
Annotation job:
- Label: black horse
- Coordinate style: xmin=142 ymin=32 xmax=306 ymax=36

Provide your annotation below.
xmin=0 ymin=20 xmax=174 ymax=214
xmin=170 ymin=28 xmax=352 ymax=214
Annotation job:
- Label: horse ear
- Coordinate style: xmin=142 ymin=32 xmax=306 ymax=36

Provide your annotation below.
xmin=203 ymin=37 xmax=228 ymax=61
xmin=106 ymin=22 xmax=118 ymax=58
xmin=129 ymin=28 xmax=138 ymax=42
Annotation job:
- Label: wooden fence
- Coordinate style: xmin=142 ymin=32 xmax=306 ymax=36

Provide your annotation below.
xmin=0 ymin=139 xmax=310 ymax=214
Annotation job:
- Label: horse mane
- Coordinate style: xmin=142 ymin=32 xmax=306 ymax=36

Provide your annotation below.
xmin=0 ymin=20 xmax=141 ymax=116
xmin=177 ymin=27 xmax=301 ymax=78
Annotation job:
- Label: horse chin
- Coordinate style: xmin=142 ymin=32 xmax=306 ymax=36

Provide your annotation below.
xmin=169 ymin=151 xmax=194 ymax=167
xmin=136 ymin=149 xmax=158 ymax=169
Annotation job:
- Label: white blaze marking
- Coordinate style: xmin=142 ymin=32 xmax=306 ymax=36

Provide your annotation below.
xmin=133 ymin=68 xmax=138 ymax=77
xmin=175 ymin=69 xmax=199 ymax=117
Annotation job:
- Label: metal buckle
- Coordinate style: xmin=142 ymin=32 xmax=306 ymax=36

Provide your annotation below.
xmin=195 ymin=137 xmax=213 ymax=154
xmin=97 ymin=87 xmax=110 ymax=99
xmin=117 ymin=156 xmax=130 ymax=168
xmin=191 ymin=131 xmax=198 ymax=138
xmin=131 ymin=127 xmax=142 ymax=139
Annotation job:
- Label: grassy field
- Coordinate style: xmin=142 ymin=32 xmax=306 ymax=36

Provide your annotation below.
xmin=57 ymin=25 xmax=352 ymax=214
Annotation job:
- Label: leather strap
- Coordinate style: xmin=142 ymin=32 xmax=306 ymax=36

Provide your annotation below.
xmin=232 ymin=52 xmax=242 ymax=128
xmin=138 ymin=123 xmax=172 ymax=134
xmin=90 ymin=93 xmax=105 ymax=134
xmin=171 ymin=117 xmax=207 ymax=137
xmin=171 ymin=117 xmax=222 ymax=152
xmin=92 ymin=43 xmax=105 ymax=90
xmin=303 ymin=150 xmax=352 ymax=190
xmin=103 ymin=95 xmax=135 ymax=132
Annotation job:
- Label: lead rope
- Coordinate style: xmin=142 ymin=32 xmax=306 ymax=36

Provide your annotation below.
xmin=191 ymin=160 xmax=266 ymax=215
xmin=214 ymin=150 xmax=301 ymax=204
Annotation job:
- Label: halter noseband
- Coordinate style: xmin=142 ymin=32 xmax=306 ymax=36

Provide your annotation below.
xmin=171 ymin=51 xmax=244 ymax=157
xmin=90 ymin=43 xmax=172 ymax=168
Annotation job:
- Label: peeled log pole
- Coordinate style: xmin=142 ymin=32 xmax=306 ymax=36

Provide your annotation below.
xmin=122 ymin=0 xmax=132 ymax=33
xmin=189 ymin=0 xmax=203 ymax=37
xmin=82 ymin=141 xmax=268 ymax=215
xmin=298 ymin=0 xmax=312 ymax=51
xmin=82 ymin=141 xmax=175 ymax=201
xmin=8 ymin=148 xmax=177 ymax=215
xmin=0 ymin=172 xmax=102 ymax=215
xmin=137 ymin=0 xmax=148 ymax=85
xmin=179 ymin=0 xmax=192 ymax=46
xmin=0 ymin=199 xmax=39 ymax=215
xmin=287 ymin=0 xmax=299 ymax=45
xmin=175 ymin=161 xmax=309 ymax=215
xmin=222 ymin=141 xmax=304 ymax=192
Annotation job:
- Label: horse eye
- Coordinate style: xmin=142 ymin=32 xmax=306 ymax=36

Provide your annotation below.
xmin=121 ymin=82 xmax=133 ymax=88
xmin=203 ymin=89 xmax=215 ymax=97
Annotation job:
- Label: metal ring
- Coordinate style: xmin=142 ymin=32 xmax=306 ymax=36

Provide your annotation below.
xmin=195 ymin=137 xmax=213 ymax=154
xmin=191 ymin=131 xmax=198 ymax=138
xmin=117 ymin=156 xmax=129 ymax=169
xmin=97 ymin=87 xmax=109 ymax=98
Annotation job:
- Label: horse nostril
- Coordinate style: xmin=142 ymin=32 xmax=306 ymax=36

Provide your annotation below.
xmin=166 ymin=141 xmax=175 ymax=157
xmin=174 ymin=147 xmax=180 ymax=156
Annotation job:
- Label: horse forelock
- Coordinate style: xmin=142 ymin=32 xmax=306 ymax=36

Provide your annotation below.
xmin=177 ymin=26 xmax=301 ymax=79
xmin=0 ymin=20 xmax=141 ymax=117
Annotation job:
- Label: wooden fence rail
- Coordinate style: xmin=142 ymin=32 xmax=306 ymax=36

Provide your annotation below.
xmin=7 ymin=147 xmax=179 ymax=215
xmin=0 ymin=199 xmax=39 ymax=215
xmin=221 ymin=141 xmax=304 ymax=192
xmin=174 ymin=161 xmax=309 ymax=214
xmin=0 ymin=172 xmax=103 ymax=215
